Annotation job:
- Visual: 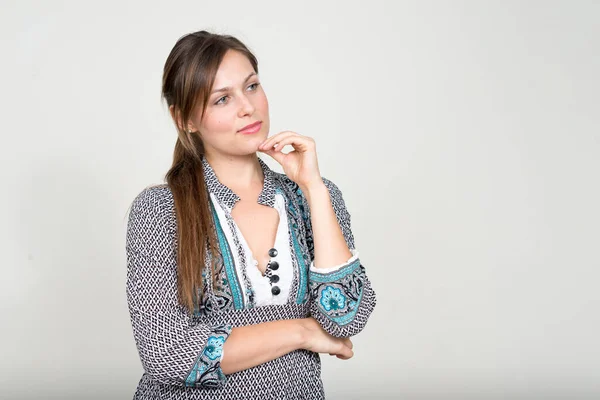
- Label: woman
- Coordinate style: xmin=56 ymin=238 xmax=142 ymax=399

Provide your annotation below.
xmin=126 ymin=30 xmax=377 ymax=399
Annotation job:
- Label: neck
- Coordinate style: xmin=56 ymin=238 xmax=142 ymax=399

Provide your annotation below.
xmin=204 ymin=152 xmax=264 ymax=194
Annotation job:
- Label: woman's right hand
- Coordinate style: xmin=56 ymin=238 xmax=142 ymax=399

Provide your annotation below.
xmin=299 ymin=317 xmax=354 ymax=360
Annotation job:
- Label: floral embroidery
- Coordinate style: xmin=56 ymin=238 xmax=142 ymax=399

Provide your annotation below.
xmin=184 ymin=324 xmax=232 ymax=388
xmin=204 ymin=335 xmax=226 ymax=360
xmin=319 ymin=286 xmax=346 ymax=311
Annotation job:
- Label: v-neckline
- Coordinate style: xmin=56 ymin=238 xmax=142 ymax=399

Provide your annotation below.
xmin=232 ymin=207 xmax=281 ymax=277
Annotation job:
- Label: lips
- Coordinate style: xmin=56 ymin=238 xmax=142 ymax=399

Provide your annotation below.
xmin=238 ymin=121 xmax=262 ymax=132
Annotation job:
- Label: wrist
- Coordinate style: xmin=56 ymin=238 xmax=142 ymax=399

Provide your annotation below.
xmin=296 ymin=318 xmax=313 ymax=350
xmin=300 ymin=181 xmax=327 ymax=203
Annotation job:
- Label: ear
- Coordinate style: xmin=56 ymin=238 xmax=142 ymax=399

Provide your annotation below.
xmin=169 ymin=105 xmax=182 ymax=131
xmin=169 ymin=105 xmax=196 ymax=133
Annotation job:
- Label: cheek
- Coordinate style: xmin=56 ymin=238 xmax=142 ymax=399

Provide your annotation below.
xmin=201 ymin=111 xmax=236 ymax=135
xmin=257 ymin=93 xmax=269 ymax=111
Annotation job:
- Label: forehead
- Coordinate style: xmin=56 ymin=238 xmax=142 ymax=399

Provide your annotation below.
xmin=213 ymin=50 xmax=255 ymax=84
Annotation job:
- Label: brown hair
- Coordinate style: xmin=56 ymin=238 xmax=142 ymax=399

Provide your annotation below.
xmin=161 ymin=30 xmax=258 ymax=315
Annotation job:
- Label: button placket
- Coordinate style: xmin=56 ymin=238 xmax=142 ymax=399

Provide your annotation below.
xmin=266 ymin=247 xmax=281 ymax=296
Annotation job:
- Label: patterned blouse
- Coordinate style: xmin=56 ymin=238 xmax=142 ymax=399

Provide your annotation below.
xmin=207 ymin=157 xmax=360 ymax=307
xmin=125 ymin=155 xmax=377 ymax=399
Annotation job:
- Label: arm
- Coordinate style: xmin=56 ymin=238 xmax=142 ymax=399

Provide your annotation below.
xmin=126 ymin=187 xmax=234 ymax=388
xmin=300 ymin=177 xmax=377 ymax=338
xmin=220 ymin=319 xmax=304 ymax=374
xmin=127 ymin=188 xmax=308 ymax=388
xmin=126 ymin=187 xmax=350 ymax=389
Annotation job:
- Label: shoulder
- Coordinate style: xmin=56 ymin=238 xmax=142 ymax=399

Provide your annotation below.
xmin=130 ymin=183 xmax=173 ymax=208
xmin=272 ymin=171 xmax=345 ymax=199
xmin=273 ymin=172 xmax=350 ymax=216
xmin=129 ymin=184 xmax=174 ymax=216
xmin=320 ymin=177 xmax=346 ymax=204
xmin=127 ymin=184 xmax=176 ymax=234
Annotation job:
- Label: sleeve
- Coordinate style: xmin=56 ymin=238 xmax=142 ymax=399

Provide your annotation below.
xmin=306 ymin=178 xmax=377 ymax=338
xmin=309 ymin=248 xmax=360 ymax=273
xmin=126 ymin=187 xmax=232 ymax=389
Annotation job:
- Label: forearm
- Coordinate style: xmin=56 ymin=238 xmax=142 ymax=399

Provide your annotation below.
xmin=302 ymin=181 xmax=353 ymax=269
xmin=301 ymin=177 xmax=377 ymax=338
xmin=220 ymin=318 xmax=307 ymax=375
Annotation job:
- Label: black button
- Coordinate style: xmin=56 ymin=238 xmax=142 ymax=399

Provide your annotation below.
xmin=268 ymin=248 xmax=278 ymax=257
xmin=270 ymin=274 xmax=280 ymax=284
xmin=271 ymin=286 xmax=281 ymax=295
xmin=269 ymin=261 xmax=279 ymax=270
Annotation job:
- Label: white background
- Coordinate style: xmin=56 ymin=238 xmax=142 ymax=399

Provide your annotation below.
xmin=1 ymin=1 xmax=599 ymax=399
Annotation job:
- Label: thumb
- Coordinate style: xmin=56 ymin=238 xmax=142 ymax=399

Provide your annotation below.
xmin=335 ymin=342 xmax=354 ymax=360
xmin=336 ymin=345 xmax=354 ymax=360
xmin=260 ymin=147 xmax=286 ymax=165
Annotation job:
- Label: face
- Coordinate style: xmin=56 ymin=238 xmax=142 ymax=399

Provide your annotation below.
xmin=188 ymin=49 xmax=270 ymax=158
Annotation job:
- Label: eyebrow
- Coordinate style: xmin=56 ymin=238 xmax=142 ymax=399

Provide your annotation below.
xmin=211 ymin=72 xmax=257 ymax=95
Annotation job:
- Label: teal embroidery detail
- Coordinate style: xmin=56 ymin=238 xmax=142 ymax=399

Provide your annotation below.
xmin=309 ymin=258 xmax=361 ymax=283
xmin=210 ymin=201 xmax=244 ymax=310
xmin=185 ymin=363 xmax=207 ymax=387
xmin=184 ymin=324 xmax=231 ymax=388
xmin=319 ymin=286 xmax=346 ymax=311
xmin=204 ymin=335 xmax=226 ymax=360
xmin=285 ymin=192 xmax=307 ymax=304
xmin=324 ymin=289 xmax=364 ymax=326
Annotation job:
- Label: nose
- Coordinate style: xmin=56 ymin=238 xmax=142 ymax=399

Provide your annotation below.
xmin=238 ymin=93 xmax=255 ymax=117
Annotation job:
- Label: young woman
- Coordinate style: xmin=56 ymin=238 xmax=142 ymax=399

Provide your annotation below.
xmin=126 ymin=30 xmax=377 ymax=399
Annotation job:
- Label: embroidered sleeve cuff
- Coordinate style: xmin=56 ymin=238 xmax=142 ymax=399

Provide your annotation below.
xmin=308 ymin=260 xmax=376 ymax=337
xmin=308 ymin=256 xmax=364 ymax=325
xmin=309 ymin=248 xmax=359 ymax=273
xmin=185 ymin=324 xmax=232 ymax=389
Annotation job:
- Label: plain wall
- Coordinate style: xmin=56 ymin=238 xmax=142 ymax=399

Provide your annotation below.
xmin=1 ymin=0 xmax=598 ymax=399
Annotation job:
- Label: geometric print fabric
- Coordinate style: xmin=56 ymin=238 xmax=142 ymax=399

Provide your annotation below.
xmin=126 ymin=157 xmax=377 ymax=399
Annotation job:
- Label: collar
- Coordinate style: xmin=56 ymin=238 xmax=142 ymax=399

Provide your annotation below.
xmin=201 ymin=155 xmax=277 ymax=210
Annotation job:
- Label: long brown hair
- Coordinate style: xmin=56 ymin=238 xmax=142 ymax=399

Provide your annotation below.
xmin=161 ymin=30 xmax=258 ymax=315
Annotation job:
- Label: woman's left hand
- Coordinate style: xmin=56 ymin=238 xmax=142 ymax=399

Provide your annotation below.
xmin=258 ymin=131 xmax=323 ymax=190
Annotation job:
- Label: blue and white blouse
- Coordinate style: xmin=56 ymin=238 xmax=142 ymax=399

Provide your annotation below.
xmin=125 ymin=155 xmax=377 ymax=399
xmin=206 ymin=157 xmax=360 ymax=308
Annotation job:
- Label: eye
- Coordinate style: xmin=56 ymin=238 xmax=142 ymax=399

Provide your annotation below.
xmin=214 ymin=83 xmax=260 ymax=106
xmin=215 ymin=95 xmax=229 ymax=105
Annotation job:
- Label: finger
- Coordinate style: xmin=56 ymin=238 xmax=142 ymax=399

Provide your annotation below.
xmin=259 ymin=149 xmax=284 ymax=166
xmin=259 ymin=146 xmax=286 ymax=165
xmin=259 ymin=131 xmax=299 ymax=150
xmin=258 ymin=131 xmax=292 ymax=150
xmin=260 ymin=132 xmax=297 ymax=151
xmin=343 ymin=337 xmax=353 ymax=350
xmin=271 ymin=135 xmax=314 ymax=153
xmin=335 ymin=342 xmax=353 ymax=359
xmin=336 ymin=346 xmax=354 ymax=360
